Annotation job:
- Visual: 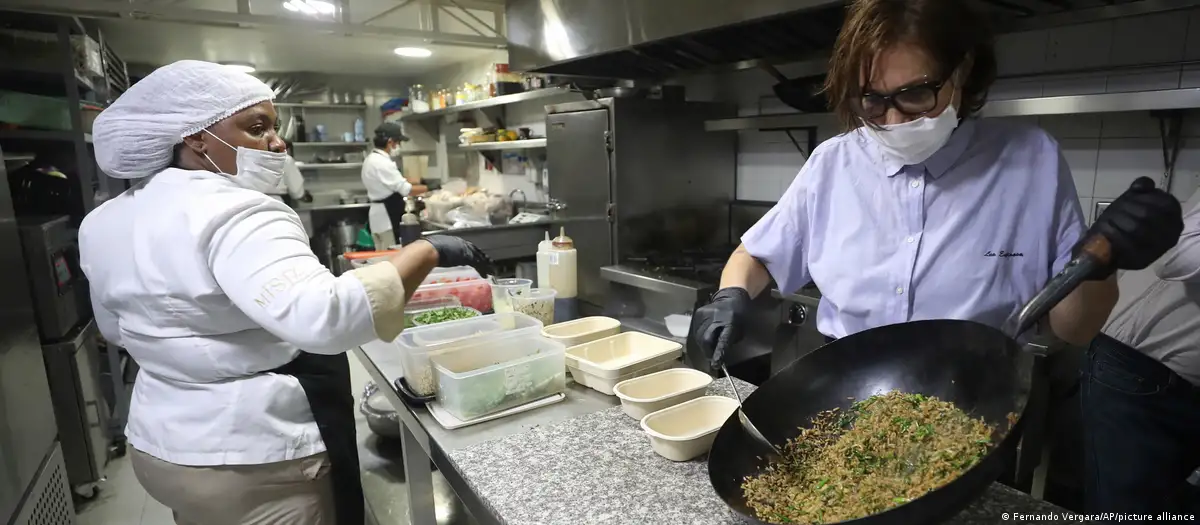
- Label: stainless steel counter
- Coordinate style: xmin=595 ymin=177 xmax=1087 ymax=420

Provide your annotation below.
xmin=355 ymin=335 xmax=1069 ymax=525
xmin=420 ymin=216 xmax=605 ymax=260
xmin=355 ymin=340 xmax=618 ymax=525
xmin=295 ymin=203 xmax=372 ymax=212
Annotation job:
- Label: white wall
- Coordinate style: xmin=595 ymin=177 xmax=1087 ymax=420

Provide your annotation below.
xmin=686 ymin=10 xmax=1200 ymax=220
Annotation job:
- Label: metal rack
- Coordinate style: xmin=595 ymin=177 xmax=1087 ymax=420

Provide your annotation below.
xmin=399 ymin=87 xmax=573 ymax=122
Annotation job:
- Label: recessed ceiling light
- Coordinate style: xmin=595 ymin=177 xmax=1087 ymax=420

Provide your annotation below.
xmin=394 ymin=47 xmax=433 ymax=58
xmin=222 ymin=62 xmax=257 ymax=74
xmin=283 ymin=0 xmax=335 ymax=16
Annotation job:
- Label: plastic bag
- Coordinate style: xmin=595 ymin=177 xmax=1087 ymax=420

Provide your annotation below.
xmin=446 ymin=206 xmax=490 ymax=229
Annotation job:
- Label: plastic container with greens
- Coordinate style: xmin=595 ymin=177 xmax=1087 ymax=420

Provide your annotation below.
xmin=393 ymin=312 xmax=544 ymax=396
xmin=403 ymin=296 xmax=461 ymax=329
xmin=431 ymin=334 xmax=566 ymax=420
xmin=412 ymin=306 xmax=481 ymax=326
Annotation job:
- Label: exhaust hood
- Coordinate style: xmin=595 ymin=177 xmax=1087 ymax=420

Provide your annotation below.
xmin=506 ymin=0 xmax=845 ymax=78
xmin=506 ymin=0 xmax=1187 ymax=79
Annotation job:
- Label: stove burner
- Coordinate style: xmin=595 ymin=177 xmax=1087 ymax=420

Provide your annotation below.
xmin=624 ymin=250 xmax=731 ymax=283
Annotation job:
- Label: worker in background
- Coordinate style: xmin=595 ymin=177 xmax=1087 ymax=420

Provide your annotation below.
xmin=80 ymin=60 xmax=491 ymax=525
xmin=691 ymin=0 xmax=1183 ymax=379
xmin=1082 ymin=187 xmax=1200 ymax=519
xmin=362 ymin=121 xmax=426 ymax=250
xmin=266 ymin=139 xmax=312 ymax=207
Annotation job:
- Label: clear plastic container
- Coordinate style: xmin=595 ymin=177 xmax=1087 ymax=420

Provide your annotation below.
xmin=411 ymin=306 xmax=481 ymax=326
xmin=508 ymin=288 xmax=556 ymax=324
xmin=403 ymin=295 xmax=461 ymax=329
xmin=394 ymin=312 xmax=544 ymax=396
xmin=491 ymin=278 xmax=532 ymax=313
xmin=432 ymin=335 xmax=566 ymax=420
xmin=421 ymin=266 xmax=481 ymax=286
xmin=411 ymin=278 xmax=492 ymax=313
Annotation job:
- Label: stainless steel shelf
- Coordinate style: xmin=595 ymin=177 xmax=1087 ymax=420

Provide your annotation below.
xmin=397 ymin=149 xmax=435 ymax=156
xmin=292 ymin=141 xmax=370 ymax=147
xmin=457 ymin=139 xmax=547 ymax=151
xmin=296 ymin=162 xmax=363 ymax=170
xmin=981 ymin=89 xmax=1200 ymax=117
xmin=704 ymin=88 xmax=1200 ymax=131
xmin=275 ymin=102 xmax=368 ymax=109
xmin=401 ymin=88 xmax=574 ymax=121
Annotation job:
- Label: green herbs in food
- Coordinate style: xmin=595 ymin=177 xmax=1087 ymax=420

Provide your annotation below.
xmin=742 ymin=391 xmax=995 ymax=524
xmin=413 ymin=306 xmax=479 ymax=325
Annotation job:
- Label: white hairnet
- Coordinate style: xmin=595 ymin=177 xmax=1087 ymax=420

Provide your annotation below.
xmin=93 ymin=60 xmax=275 ymax=179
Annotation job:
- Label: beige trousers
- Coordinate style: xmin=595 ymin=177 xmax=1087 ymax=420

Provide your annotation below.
xmin=131 ymin=448 xmax=337 ymax=525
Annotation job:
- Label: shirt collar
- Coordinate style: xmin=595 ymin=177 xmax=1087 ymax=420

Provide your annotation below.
xmin=371 ymin=148 xmax=389 ymax=156
xmin=876 ymin=118 xmax=976 ymax=179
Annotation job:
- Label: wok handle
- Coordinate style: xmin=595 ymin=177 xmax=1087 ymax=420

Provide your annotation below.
xmin=1010 ymin=235 xmax=1113 ymax=338
xmin=759 ymin=64 xmax=790 ymax=83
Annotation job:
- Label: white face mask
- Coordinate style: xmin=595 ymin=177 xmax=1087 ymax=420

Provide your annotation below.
xmin=861 ymin=104 xmax=960 ymax=167
xmin=202 ymin=130 xmax=287 ymax=193
xmin=388 ymin=144 xmax=402 ymax=158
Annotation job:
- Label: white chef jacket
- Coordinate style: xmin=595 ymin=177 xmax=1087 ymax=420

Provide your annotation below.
xmin=361 ymin=148 xmax=412 ymax=233
xmin=266 ymin=155 xmax=305 ymax=201
xmin=79 ymin=167 xmax=408 ymax=466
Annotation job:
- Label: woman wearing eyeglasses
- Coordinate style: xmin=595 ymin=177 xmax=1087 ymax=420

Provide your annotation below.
xmin=692 ymin=0 xmax=1183 ymax=373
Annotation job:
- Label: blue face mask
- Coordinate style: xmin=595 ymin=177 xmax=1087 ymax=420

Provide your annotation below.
xmin=203 ymin=130 xmax=287 ymax=193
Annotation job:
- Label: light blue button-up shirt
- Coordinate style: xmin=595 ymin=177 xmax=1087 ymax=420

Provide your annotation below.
xmin=742 ymin=118 xmax=1086 ymax=339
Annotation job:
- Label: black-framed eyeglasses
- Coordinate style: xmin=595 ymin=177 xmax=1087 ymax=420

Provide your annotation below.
xmin=855 ymin=80 xmax=947 ymax=120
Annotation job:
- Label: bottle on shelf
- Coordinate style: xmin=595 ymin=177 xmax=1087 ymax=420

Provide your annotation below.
xmin=295 ymin=114 xmax=307 ymax=142
xmin=354 ymin=118 xmax=365 ymax=142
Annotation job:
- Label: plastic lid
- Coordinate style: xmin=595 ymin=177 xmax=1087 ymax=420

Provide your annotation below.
xmin=551 ymin=227 xmax=574 ymax=249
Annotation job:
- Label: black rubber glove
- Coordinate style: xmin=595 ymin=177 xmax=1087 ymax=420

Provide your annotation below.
xmin=1078 ymin=177 xmax=1183 ymax=280
xmin=692 ymin=287 xmax=753 ymax=371
xmin=422 ymin=235 xmax=494 ymax=277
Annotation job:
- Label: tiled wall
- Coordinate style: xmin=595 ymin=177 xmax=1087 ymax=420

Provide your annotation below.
xmin=697 ymin=10 xmax=1200 ymax=218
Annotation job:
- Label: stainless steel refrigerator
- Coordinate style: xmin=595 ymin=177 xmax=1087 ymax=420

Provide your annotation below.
xmin=0 ymin=145 xmax=76 ymax=525
xmin=544 ymin=96 xmax=738 ymax=306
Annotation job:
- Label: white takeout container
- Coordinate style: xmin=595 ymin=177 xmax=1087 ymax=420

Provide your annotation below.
xmin=541 ymin=317 xmax=621 ymax=348
xmin=640 ymin=396 xmax=739 ymax=462
xmin=564 ymin=332 xmax=683 ymax=395
xmin=613 ymin=368 xmax=713 ymax=420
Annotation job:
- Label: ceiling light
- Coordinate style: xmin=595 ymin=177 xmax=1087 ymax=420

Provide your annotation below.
xmin=394 ymin=47 xmax=433 ymax=58
xmin=222 ymin=62 xmax=256 ymax=74
xmin=283 ymin=0 xmax=317 ymax=15
xmin=306 ymin=0 xmax=336 ymax=15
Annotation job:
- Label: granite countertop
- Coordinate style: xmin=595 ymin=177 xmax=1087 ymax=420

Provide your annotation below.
xmin=443 ymin=380 xmax=1066 ymax=525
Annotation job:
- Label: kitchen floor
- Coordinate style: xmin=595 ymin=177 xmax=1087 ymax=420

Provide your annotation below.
xmin=75 ymin=352 xmax=477 ymax=525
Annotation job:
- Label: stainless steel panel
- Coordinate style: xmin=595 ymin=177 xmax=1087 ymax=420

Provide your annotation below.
xmin=0 ymin=145 xmax=59 ymax=525
xmin=546 ymin=108 xmax=614 ymax=304
xmin=506 ymin=0 xmax=837 ymax=71
xmin=768 ymin=290 xmax=826 ymax=376
xmin=600 ymin=265 xmax=710 ymax=297
xmin=610 ymin=98 xmax=736 ymax=257
xmin=42 ymin=320 xmax=107 ymax=491
xmin=11 ymin=443 xmax=75 ymax=525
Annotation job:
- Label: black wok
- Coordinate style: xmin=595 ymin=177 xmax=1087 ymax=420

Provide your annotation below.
xmin=708 ymin=236 xmax=1114 ymax=525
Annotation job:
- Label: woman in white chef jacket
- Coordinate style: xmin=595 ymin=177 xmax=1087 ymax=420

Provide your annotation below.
xmin=362 ymin=121 xmax=427 ymax=249
xmin=79 ymin=60 xmax=490 ymax=525
xmin=265 ymin=139 xmax=311 ymax=206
